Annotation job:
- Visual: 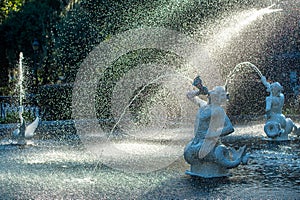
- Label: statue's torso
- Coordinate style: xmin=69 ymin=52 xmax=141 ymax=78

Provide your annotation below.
xmin=267 ymin=95 xmax=284 ymax=114
xmin=194 ymin=105 xmax=226 ymax=140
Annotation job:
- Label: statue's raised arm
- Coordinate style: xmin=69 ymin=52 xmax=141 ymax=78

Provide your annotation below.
xmin=261 ymin=76 xmax=271 ymax=92
xmin=186 ymin=76 xmax=208 ymax=107
xmin=184 ymin=82 xmax=248 ymax=178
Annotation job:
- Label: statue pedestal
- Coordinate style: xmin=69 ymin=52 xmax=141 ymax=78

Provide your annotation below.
xmin=186 ymin=162 xmax=230 ymax=178
xmin=264 ymin=117 xmax=294 ymax=141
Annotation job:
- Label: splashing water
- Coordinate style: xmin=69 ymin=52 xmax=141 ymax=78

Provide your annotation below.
xmin=109 ymin=73 xmax=193 ymax=138
xmin=1 ymin=2 xmax=300 ymax=199
xmin=203 ymin=4 xmax=282 ymax=53
xmin=186 ymin=5 xmax=282 ymax=89
xmin=224 ymin=61 xmax=264 ymax=89
xmin=117 ymin=5 xmax=282 ymax=133
xmin=18 ymin=52 xmax=25 ymax=122
xmin=70 ymin=3 xmax=288 ymax=174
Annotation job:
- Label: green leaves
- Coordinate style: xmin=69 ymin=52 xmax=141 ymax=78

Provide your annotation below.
xmin=0 ymin=0 xmax=24 ymax=24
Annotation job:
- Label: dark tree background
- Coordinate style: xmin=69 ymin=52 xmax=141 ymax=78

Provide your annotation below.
xmin=0 ymin=0 xmax=299 ymax=119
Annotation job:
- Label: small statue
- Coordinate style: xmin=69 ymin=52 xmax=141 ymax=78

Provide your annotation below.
xmin=184 ymin=77 xmax=248 ymax=178
xmin=261 ymin=76 xmax=300 ymax=140
xmin=12 ymin=106 xmax=39 ymax=145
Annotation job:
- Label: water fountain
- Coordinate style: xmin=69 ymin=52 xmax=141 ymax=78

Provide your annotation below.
xmin=184 ymin=77 xmax=248 ymax=178
xmin=10 ymin=52 xmax=39 ymax=145
xmin=1 ymin=1 xmax=300 ymax=199
xmin=261 ymin=76 xmax=300 ymax=140
xmin=183 ymin=59 xmax=300 ymax=178
xmin=225 ymin=61 xmax=300 ymax=140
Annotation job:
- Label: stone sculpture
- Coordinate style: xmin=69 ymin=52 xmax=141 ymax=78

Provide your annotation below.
xmin=12 ymin=107 xmax=39 ymax=145
xmin=261 ymin=76 xmax=300 ymax=140
xmin=184 ymin=76 xmax=248 ymax=178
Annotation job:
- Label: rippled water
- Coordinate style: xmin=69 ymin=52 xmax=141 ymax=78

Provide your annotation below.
xmin=0 ymin=122 xmax=299 ymax=199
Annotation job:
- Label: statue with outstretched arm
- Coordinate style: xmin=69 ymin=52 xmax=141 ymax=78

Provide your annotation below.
xmin=260 ymin=76 xmax=300 ymax=139
xmin=184 ymin=76 xmax=248 ymax=178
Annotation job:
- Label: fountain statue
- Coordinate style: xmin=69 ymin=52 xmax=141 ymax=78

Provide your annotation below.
xmin=184 ymin=76 xmax=248 ymax=178
xmin=11 ymin=52 xmax=39 ymax=145
xmin=261 ymin=76 xmax=300 ymax=140
xmin=12 ymin=108 xmax=39 ymax=145
xmin=224 ymin=61 xmax=299 ymax=140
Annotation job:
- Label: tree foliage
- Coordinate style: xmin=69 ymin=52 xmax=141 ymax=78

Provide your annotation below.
xmin=0 ymin=0 xmax=25 ymax=24
xmin=0 ymin=0 xmax=265 ymax=90
xmin=1 ymin=0 xmax=297 ymax=119
xmin=0 ymin=0 xmax=73 ymax=91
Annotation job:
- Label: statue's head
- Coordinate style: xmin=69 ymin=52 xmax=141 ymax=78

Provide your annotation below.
xmin=208 ymin=86 xmax=227 ymax=105
xmin=270 ymin=82 xmax=283 ymax=96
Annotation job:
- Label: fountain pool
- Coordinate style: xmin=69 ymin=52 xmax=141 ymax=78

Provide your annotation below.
xmin=1 ymin=0 xmax=300 ymax=199
xmin=0 ymin=122 xmax=299 ymax=199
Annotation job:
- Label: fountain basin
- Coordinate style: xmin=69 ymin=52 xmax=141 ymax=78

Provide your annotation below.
xmin=0 ymin=121 xmax=299 ymax=199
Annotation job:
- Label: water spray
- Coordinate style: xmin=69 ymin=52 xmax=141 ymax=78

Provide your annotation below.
xmin=108 ymin=73 xmax=193 ymax=138
xmin=18 ymin=52 xmax=25 ymax=124
xmin=224 ymin=61 xmax=264 ymax=92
